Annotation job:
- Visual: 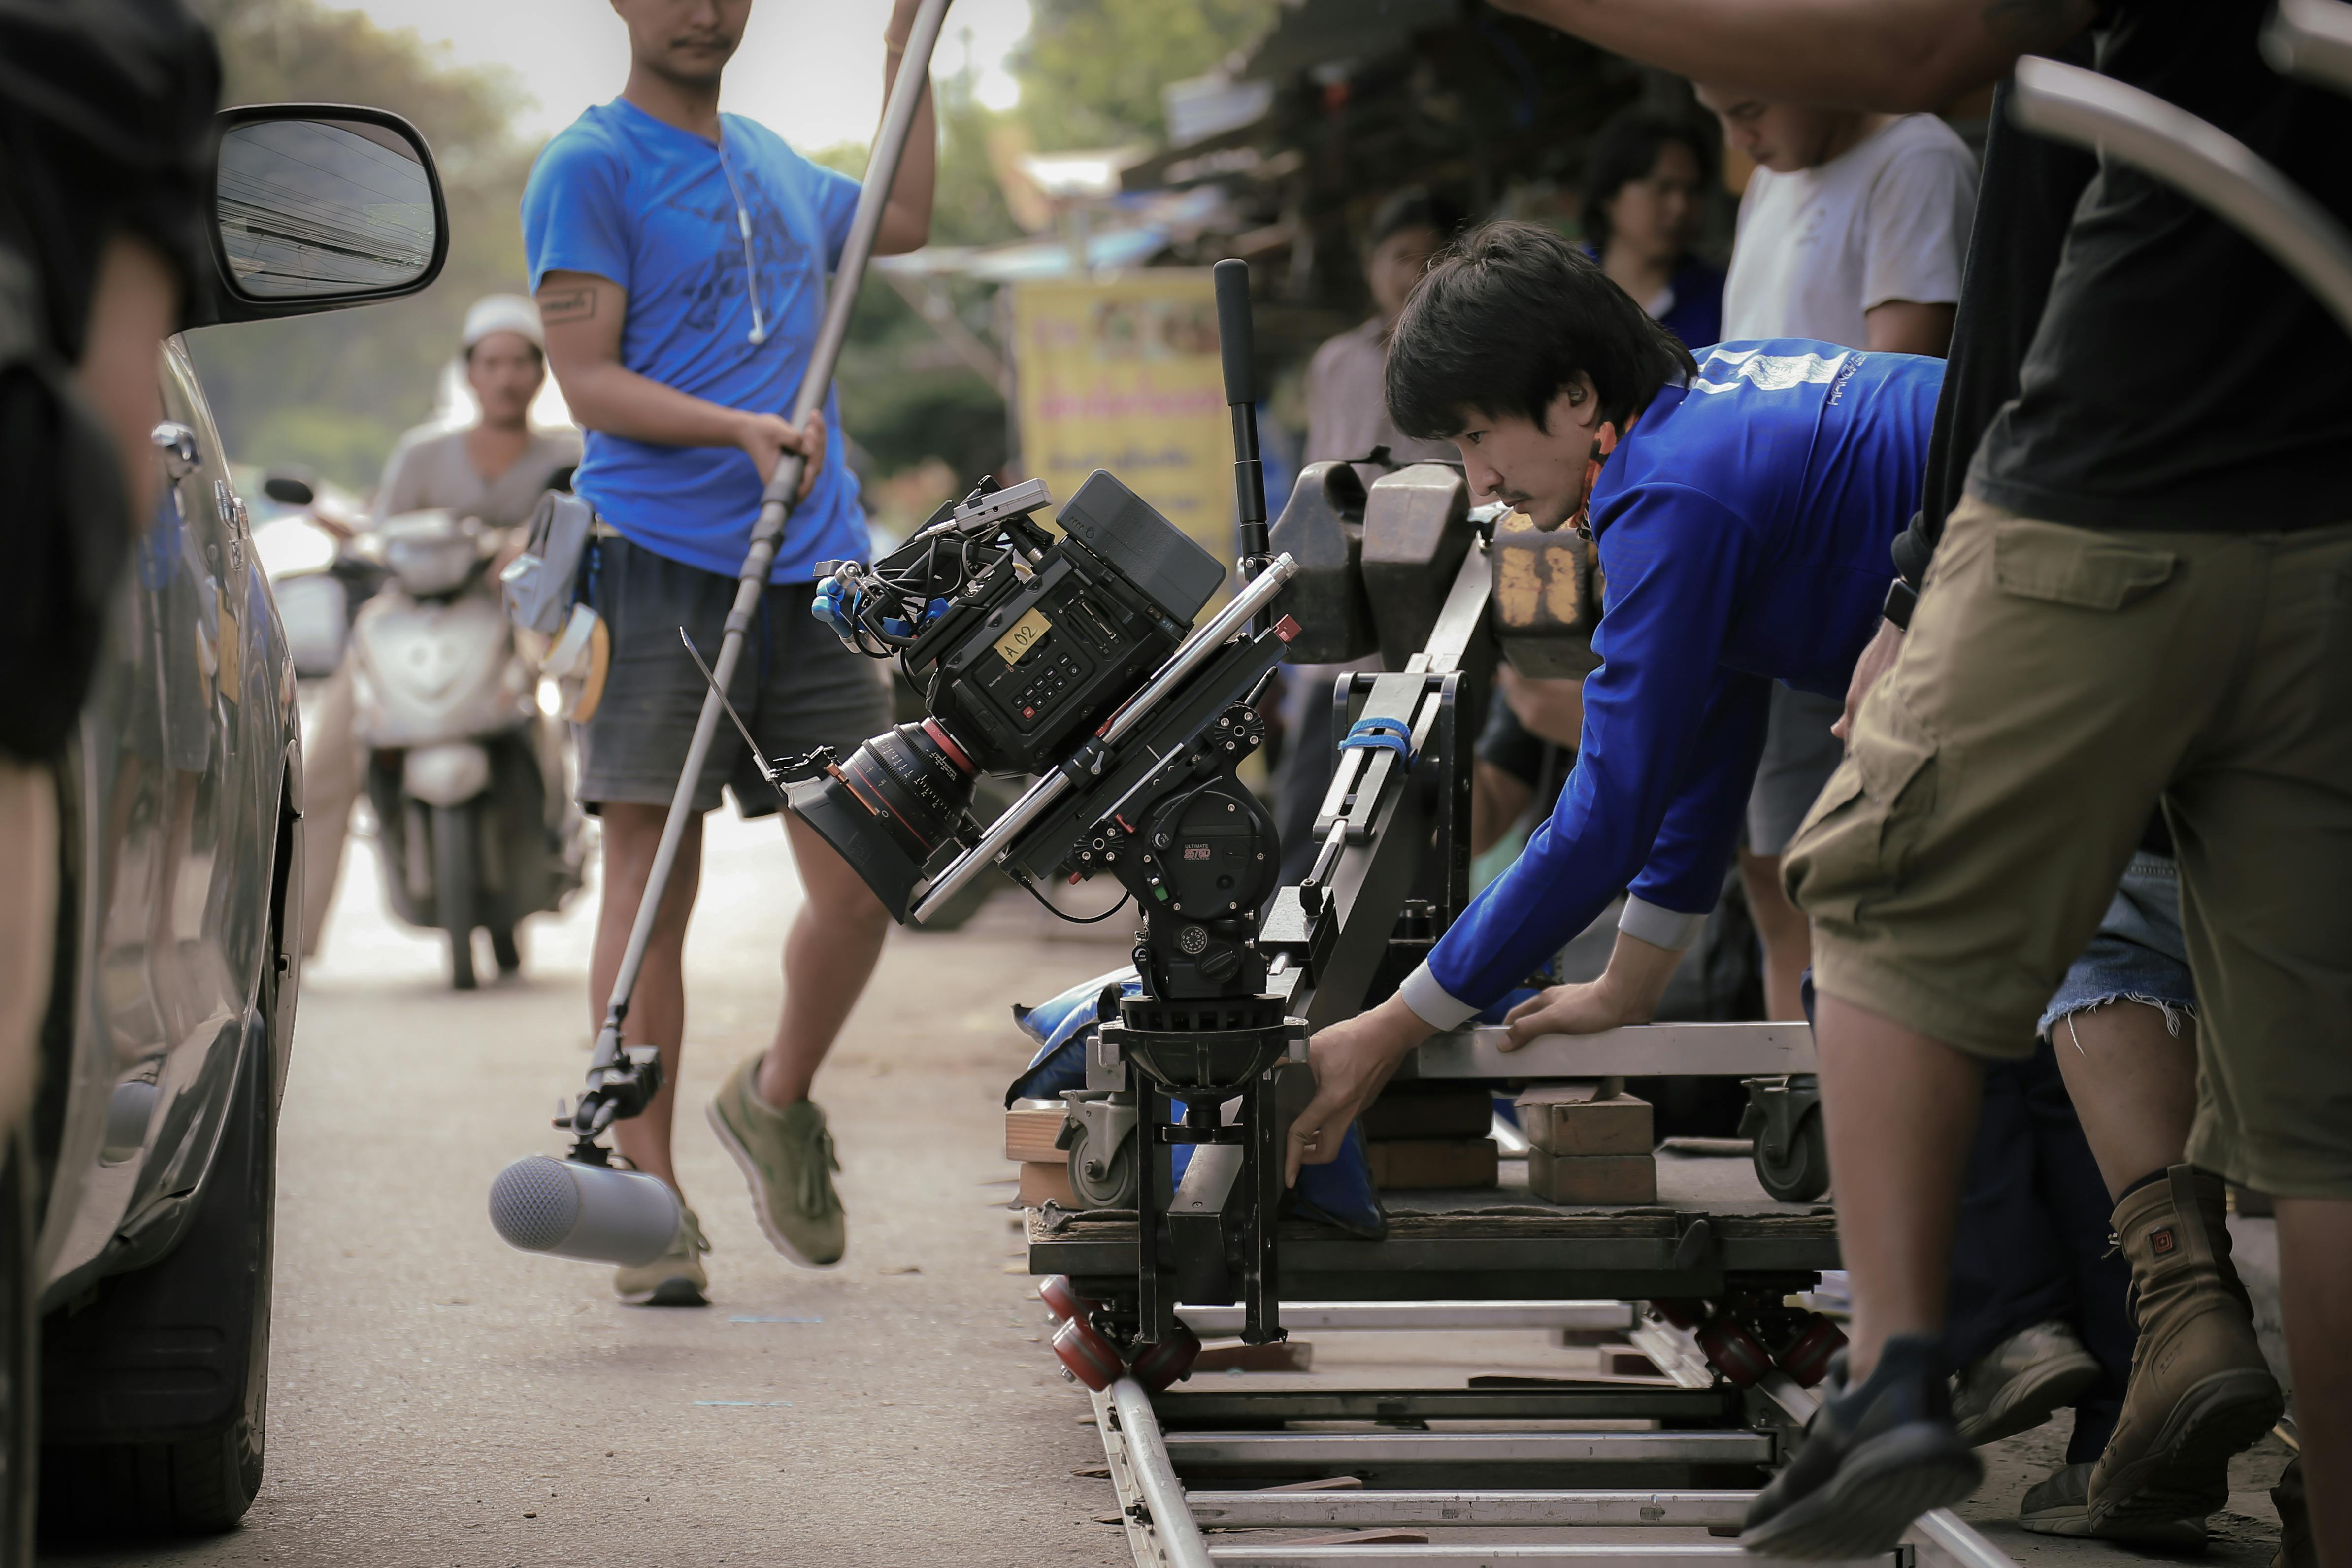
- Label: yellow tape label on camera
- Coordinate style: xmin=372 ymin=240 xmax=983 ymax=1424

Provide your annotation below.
xmin=994 ymin=605 xmax=1054 ymax=666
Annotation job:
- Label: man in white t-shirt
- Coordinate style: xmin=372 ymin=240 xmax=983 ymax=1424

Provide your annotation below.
xmin=1707 ymin=94 xmax=1978 ymax=354
xmin=1697 ymin=89 xmax=1979 ymax=1023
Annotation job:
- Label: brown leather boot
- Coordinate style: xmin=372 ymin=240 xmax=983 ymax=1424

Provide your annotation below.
xmin=2088 ymin=1166 xmax=2284 ymax=1530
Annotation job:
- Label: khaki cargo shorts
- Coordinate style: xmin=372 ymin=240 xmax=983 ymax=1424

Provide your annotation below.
xmin=1785 ymin=495 xmax=2352 ymax=1198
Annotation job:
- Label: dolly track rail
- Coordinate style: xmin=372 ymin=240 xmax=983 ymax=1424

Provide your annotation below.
xmin=1087 ymin=1305 xmax=2025 ymax=1568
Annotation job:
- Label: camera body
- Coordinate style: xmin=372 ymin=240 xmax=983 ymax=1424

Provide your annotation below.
xmin=787 ymin=470 xmax=1270 ymax=952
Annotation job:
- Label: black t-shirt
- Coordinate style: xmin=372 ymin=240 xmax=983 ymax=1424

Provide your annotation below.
xmin=1892 ymin=48 xmax=2171 ymax=859
xmin=1967 ymin=0 xmax=2352 ymax=531
xmin=0 ymin=0 xmax=219 ymax=762
xmin=0 ymin=0 xmax=220 ymax=355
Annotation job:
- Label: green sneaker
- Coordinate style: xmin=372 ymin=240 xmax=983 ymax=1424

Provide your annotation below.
xmin=707 ymin=1055 xmax=846 ymax=1268
xmin=613 ymin=1204 xmax=710 ymax=1307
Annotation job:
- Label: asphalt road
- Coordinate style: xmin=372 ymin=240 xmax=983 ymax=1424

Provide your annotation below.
xmin=57 ymin=807 xmax=1133 ymax=1568
xmin=47 ymin=809 xmax=2295 ymax=1568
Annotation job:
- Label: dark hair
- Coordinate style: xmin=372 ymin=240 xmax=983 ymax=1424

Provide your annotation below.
xmin=1386 ymin=220 xmax=1698 ymax=439
xmin=1579 ymin=110 xmax=1715 ymax=254
xmin=1364 ymin=186 xmax=1468 ymax=252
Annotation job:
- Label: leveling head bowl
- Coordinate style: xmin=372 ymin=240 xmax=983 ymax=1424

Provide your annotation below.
xmin=1105 ymin=994 xmax=1302 ymax=1097
xmin=786 ymin=718 xmax=978 ymax=921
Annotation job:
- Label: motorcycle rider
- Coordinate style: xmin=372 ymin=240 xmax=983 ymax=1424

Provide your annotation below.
xmin=375 ymin=294 xmax=581 ymax=525
xmin=323 ymin=296 xmax=582 ymax=976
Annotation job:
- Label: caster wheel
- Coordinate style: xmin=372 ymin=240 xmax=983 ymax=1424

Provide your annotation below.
xmin=1650 ymin=1298 xmax=1707 ymax=1331
xmin=1130 ymin=1325 xmax=1201 ymax=1392
xmin=1695 ymin=1314 xmax=1773 ymax=1388
xmin=1037 ymin=1275 xmax=1087 ymax=1325
xmin=1774 ymin=1313 xmax=1848 ymax=1388
xmin=1051 ymin=1314 xmax=1125 ymax=1391
xmin=1754 ymin=1107 xmax=1830 ymax=1203
xmin=1066 ymin=1125 xmax=1138 ymax=1210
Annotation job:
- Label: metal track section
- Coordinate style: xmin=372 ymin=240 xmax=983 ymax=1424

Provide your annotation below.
xmin=1086 ymin=1304 xmax=2023 ymax=1568
xmin=1179 ymin=1301 xmax=1636 ymax=1335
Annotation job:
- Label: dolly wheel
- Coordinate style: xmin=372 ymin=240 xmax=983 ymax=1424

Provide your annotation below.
xmin=1037 ymin=1275 xmax=1087 ymax=1325
xmin=1695 ymin=1314 xmax=1773 ymax=1388
xmin=1774 ymin=1313 xmax=1849 ymax=1388
xmin=1051 ymin=1315 xmax=1125 ymax=1391
xmin=1130 ymin=1325 xmax=1201 ymax=1392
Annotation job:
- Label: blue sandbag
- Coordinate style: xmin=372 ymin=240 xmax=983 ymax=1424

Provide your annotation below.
xmin=1004 ymin=967 xmax=1137 ymax=1108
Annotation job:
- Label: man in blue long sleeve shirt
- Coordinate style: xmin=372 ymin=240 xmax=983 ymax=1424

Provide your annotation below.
xmin=1289 ymin=221 xmax=1940 ymax=1172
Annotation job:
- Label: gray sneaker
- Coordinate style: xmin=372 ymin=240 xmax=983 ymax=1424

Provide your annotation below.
xmin=612 ymin=1204 xmax=710 ymax=1307
xmin=1952 ymin=1320 xmax=2101 ymax=1446
xmin=707 ymin=1054 xmax=846 ymax=1268
xmin=2020 ymin=1462 xmax=2208 ymax=1548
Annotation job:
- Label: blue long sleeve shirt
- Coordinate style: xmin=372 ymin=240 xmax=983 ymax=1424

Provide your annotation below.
xmin=1399 ymin=342 xmax=1945 ymax=1029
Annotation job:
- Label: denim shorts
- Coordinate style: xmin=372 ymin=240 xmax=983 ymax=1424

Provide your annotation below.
xmin=576 ymin=536 xmax=890 ymax=816
xmin=2037 ymin=851 xmax=2196 ymax=1039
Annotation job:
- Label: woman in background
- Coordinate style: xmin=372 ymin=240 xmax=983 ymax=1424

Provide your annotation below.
xmin=1583 ymin=109 xmax=1724 ymax=350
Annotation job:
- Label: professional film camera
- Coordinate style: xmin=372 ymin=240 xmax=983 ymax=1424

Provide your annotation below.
xmin=774 ymin=259 xmax=1616 ymax=1368
xmin=782 ymin=263 xmax=1307 ymax=1348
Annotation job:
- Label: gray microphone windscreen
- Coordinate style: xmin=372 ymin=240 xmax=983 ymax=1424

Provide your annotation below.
xmin=490 ymin=1154 xmax=681 ymax=1267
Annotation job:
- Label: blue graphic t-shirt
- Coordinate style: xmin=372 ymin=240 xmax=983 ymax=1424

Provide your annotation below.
xmin=521 ymin=100 xmax=866 ymax=582
xmin=1400 ymin=342 xmax=1944 ymax=1029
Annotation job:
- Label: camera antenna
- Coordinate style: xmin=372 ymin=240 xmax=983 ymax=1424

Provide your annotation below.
xmin=1214 ymin=258 xmax=1272 ymax=598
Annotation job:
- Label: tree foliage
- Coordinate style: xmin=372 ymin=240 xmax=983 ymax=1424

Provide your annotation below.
xmin=179 ymin=0 xmax=1281 ymax=497
xmin=184 ymin=0 xmax=533 ymax=493
xmin=1012 ymin=0 xmax=1277 ymax=151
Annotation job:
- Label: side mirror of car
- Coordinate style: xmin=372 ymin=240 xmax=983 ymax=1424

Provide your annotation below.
xmin=193 ymin=104 xmax=448 ymax=327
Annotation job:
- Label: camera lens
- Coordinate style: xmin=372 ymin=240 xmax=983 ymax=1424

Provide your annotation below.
xmin=834 ymin=718 xmax=976 ymax=863
xmin=784 ymin=718 xmax=977 ymax=922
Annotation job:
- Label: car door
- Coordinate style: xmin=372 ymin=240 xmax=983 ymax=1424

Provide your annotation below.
xmin=35 ymin=340 xmax=294 ymax=1306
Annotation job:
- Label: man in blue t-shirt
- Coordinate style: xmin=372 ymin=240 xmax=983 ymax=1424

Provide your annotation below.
xmin=521 ymin=0 xmax=937 ymax=1306
xmin=1283 ymin=219 xmax=1936 ymax=1172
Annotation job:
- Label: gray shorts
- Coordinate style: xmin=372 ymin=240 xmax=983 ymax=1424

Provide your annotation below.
xmin=1746 ymin=683 xmax=1847 ymax=855
xmin=577 ymin=536 xmax=890 ymax=816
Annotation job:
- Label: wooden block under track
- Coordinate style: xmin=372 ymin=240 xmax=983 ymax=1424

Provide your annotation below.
xmin=1525 ymin=1149 xmax=1657 ymax=1205
xmin=1361 ymin=1084 xmax=1495 ymax=1142
xmin=1367 ymin=1137 xmax=1498 ymax=1191
xmin=1005 ymin=1105 xmax=1068 ymax=1164
xmin=1018 ymin=1160 xmax=1076 ymax=1209
xmin=1516 ymin=1091 xmax=1652 ymax=1157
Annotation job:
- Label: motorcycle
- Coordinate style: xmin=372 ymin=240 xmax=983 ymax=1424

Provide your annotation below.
xmin=349 ymin=507 xmax=586 ymax=988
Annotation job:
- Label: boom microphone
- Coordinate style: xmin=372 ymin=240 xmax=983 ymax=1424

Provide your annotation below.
xmin=489 ymin=1155 xmax=682 ymax=1267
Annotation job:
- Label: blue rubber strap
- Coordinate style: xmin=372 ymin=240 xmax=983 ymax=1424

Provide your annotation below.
xmin=1339 ymin=716 xmax=1414 ymax=770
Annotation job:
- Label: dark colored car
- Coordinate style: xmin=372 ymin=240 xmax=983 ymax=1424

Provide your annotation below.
xmin=0 ymin=104 xmax=449 ymax=1548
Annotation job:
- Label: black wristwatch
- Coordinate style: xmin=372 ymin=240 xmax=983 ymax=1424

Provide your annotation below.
xmin=1882 ymin=575 xmax=1919 ymax=631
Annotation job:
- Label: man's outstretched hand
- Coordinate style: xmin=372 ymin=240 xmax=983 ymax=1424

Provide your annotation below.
xmin=1285 ymin=994 xmax=1438 ymax=1187
xmin=1501 ymin=980 xmax=1640 ymax=1045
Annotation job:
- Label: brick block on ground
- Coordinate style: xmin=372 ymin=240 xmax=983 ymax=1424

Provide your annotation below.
xmin=1526 ymin=1148 xmax=1657 ymax=1205
xmin=1018 ymin=1159 xmax=1076 ymax=1208
xmin=1516 ymin=1089 xmax=1652 ymax=1156
xmin=1360 ymin=1084 xmax=1495 ymax=1141
xmin=1005 ymin=1103 xmax=1068 ymax=1163
xmin=1368 ymin=1137 xmax=1498 ymax=1190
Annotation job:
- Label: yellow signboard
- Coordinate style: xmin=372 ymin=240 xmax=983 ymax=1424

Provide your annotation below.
xmin=1011 ymin=271 xmax=1235 ymax=580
